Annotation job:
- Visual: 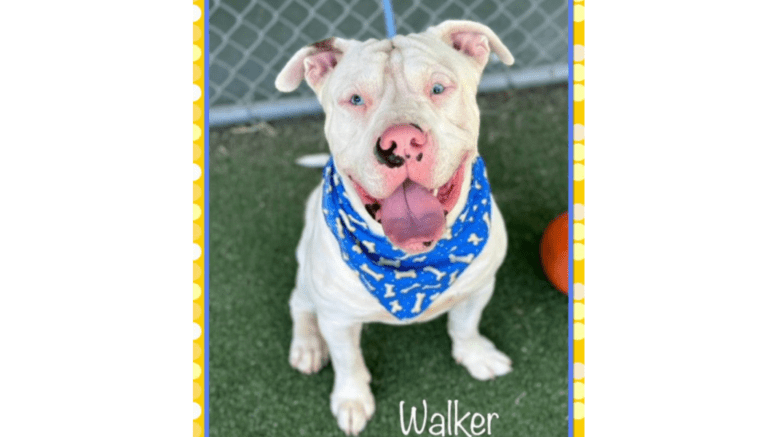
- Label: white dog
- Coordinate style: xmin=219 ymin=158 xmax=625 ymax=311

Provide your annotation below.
xmin=275 ymin=20 xmax=515 ymax=435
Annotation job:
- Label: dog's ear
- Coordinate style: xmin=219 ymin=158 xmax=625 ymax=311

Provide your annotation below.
xmin=427 ymin=20 xmax=514 ymax=71
xmin=275 ymin=37 xmax=355 ymax=94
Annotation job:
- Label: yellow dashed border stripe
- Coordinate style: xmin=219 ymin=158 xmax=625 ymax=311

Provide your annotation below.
xmin=193 ymin=1 xmax=205 ymax=436
xmin=572 ymin=1 xmax=585 ymax=434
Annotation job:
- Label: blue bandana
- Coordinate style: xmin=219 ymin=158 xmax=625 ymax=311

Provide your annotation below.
xmin=322 ymin=157 xmax=492 ymax=320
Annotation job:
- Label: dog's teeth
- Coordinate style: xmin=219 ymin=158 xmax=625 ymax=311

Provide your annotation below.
xmin=433 ymin=188 xmax=439 ymax=197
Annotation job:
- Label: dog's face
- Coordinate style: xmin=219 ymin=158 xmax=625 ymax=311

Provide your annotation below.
xmin=276 ymin=21 xmax=513 ymax=253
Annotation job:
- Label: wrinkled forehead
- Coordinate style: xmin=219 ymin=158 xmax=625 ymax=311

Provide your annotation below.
xmin=329 ymin=33 xmax=460 ymax=89
xmin=392 ymin=33 xmax=458 ymax=68
xmin=324 ymin=39 xmax=390 ymax=95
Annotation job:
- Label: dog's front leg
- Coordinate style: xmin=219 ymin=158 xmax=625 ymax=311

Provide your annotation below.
xmin=317 ymin=315 xmax=375 ymax=436
xmin=289 ymin=287 xmax=330 ymax=374
xmin=447 ymin=278 xmax=513 ymax=380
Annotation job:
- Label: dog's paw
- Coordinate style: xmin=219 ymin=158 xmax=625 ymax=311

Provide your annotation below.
xmin=335 ymin=400 xmax=372 ymax=436
xmin=289 ymin=333 xmax=329 ymax=374
xmin=452 ymin=335 xmax=512 ymax=381
xmin=331 ymin=384 xmax=375 ymax=436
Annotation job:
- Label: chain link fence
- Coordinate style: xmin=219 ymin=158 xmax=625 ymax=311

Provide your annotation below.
xmin=209 ymin=0 xmax=567 ymax=126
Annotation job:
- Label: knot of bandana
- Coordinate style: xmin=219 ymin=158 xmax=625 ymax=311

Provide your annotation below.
xmin=322 ymin=158 xmax=492 ymax=320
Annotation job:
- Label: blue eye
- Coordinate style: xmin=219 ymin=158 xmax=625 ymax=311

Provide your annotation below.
xmin=432 ymin=83 xmax=445 ymax=95
xmin=350 ymin=94 xmax=364 ymax=106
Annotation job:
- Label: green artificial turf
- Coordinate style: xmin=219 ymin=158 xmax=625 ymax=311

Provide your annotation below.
xmin=209 ymin=84 xmax=569 ymax=437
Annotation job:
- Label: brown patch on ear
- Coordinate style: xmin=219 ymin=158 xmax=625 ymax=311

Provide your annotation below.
xmin=312 ymin=37 xmax=337 ymax=51
xmin=276 ymin=37 xmax=350 ymax=93
xmin=304 ymin=39 xmax=345 ymax=90
xmin=311 ymin=38 xmax=344 ymax=69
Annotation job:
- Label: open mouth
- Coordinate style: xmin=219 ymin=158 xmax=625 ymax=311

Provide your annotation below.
xmin=349 ymin=157 xmax=468 ymax=253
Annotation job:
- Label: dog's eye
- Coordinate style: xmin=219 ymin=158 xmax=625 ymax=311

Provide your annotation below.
xmin=431 ymin=83 xmax=445 ymax=95
xmin=349 ymin=94 xmax=364 ymax=106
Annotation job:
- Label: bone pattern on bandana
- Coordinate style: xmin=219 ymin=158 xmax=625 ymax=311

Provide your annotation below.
xmin=322 ymin=157 xmax=492 ymax=320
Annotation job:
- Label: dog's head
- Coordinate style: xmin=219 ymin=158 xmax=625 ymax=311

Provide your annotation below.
xmin=276 ymin=20 xmax=513 ymax=253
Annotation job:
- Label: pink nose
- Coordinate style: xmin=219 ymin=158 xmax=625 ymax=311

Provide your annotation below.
xmin=376 ymin=124 xmax=426 ymax=168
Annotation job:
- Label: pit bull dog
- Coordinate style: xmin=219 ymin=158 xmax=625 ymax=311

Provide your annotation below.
xmin=275 ymin=20 xmax=515 ymax=435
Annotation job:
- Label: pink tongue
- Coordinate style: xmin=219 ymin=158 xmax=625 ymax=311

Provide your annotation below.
xmin=381 ymin=180 xmax=445 ymax=251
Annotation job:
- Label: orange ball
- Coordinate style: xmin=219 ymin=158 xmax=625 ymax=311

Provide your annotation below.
xmin=540 ymin=211 xmax=569 ymax=294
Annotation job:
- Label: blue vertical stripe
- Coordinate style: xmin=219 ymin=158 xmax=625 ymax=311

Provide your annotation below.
xmin=382 ymin=0 xmax=396 ymax=38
